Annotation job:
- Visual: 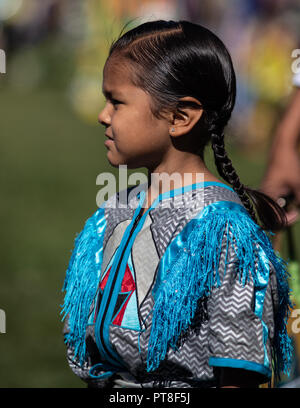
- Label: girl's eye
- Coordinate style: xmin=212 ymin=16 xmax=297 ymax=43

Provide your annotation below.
xmin=111 ymin=99 xmax=122 ymax=107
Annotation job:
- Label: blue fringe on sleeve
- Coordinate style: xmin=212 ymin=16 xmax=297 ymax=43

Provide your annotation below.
xmin=147 ymin=202 xmax=293 ymax=379
xmin=60 ymin=207 xmax=106 ymax=365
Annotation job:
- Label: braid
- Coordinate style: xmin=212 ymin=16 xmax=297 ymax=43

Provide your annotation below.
xmin=211 ymin=132 xmax=287 ymax=231
xmin=211 ymin=132 xmax=258 ymax=223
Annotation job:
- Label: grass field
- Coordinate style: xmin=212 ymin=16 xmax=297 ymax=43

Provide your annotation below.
xmin=0 ymin=81 xmax=299 ymax=387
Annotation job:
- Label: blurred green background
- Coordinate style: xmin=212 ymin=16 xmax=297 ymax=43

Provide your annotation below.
xmin=0 ymin=0 xmax=299 ymax=387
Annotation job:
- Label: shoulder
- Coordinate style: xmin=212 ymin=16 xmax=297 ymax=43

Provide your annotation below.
xmin=191 ymin=182 xmax=250 ymax=227
xmin=203 ymin=183 xmax=243 ymax=208
xmin=180 ymin=182 xmax=244 ymax=222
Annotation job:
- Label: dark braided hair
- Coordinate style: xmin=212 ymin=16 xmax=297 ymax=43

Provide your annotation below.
xmin=107 ymin=20 xmax=286 ymax=231
xmin=211 ymin=132 xmax=258 ymax=221
xmin=211 ymin=132 xmax=286 ymax=229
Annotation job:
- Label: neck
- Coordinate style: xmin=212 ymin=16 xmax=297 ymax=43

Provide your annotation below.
xmin=144 ymin=151 xmax=223 ymax=209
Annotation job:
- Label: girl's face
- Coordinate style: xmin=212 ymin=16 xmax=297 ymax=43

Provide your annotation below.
xmin=98 ymin=57 xmax=172 ymax=169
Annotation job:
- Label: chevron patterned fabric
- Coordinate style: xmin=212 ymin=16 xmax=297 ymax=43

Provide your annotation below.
xmin=62 ymin=183 xmax=290 ymax=388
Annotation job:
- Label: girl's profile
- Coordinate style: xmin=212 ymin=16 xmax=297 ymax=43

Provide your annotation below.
xmin=61 ymin=20 xmax=292 ymax=388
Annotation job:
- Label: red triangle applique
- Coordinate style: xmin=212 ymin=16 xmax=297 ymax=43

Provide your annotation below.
xmin=96 ymin=263 xmax=137 ymax=327
xmin=112 ymin=263 xmax=136 ymax=326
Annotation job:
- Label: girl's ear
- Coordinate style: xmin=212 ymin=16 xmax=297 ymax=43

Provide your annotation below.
xmin=169 ymin=96 xmax=203 ymax=136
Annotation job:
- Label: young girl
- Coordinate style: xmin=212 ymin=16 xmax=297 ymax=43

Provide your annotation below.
xmin=61 ymin=20 xmax=292 ymax=388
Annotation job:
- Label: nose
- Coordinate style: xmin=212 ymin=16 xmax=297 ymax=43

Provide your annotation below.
xmin=98 ymin=103 xmax=111 ymax=126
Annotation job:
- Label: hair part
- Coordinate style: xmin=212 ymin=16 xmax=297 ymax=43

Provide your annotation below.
xmin=106 ymin=20 xmax=286 ymax=231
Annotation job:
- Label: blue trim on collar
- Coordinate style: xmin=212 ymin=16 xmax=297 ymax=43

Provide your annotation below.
xmin=155 ymin=181 xmax=234 ymax=202
xmin=136 ymin=181 xmax=234 ymax=210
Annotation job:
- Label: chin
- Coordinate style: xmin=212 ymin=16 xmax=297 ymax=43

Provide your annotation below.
xmin=106 ymin=151 xmax=121 ymax=167
xmin=106 ymin=159 xmax=119 ymax=168
xmin=106 ymin=153 xmax=144 ymax=169
xmin=106 ymin=157 xmax=130 ymax=169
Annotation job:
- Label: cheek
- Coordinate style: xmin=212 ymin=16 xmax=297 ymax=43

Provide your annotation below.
xmin=111 ymin=114 xmax=142 ymax=145
xmin=111 ymin=106 xmax=168 ymax=150
xmin=111 ymin=112 xmax=129 ymax=139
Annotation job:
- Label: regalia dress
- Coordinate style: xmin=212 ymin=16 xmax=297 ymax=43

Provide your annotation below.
xmin=61 ymin=181 xmax=292 ymax=387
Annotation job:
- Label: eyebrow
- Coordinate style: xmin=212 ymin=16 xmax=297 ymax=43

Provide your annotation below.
xmin=102 ymin=88 xmax=123 ymax=99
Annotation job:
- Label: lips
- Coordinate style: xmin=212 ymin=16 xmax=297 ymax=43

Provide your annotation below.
xmin=104 ymin=134 xmax=114 ymax=147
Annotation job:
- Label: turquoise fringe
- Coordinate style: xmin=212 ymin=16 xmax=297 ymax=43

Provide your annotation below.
xmin=147 ymin=205 xmax=293 ymax=378
xmin=60 ymin=208 xmax=105 ymax=365
xmin=60 ymin=201 xmax=292 ymax=379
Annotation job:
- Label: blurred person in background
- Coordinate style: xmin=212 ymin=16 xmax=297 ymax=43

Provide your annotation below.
xmin=261 ymin=72 xmax=300 ymax=225
xmin=261 ymin=70 xmax=300 ymax=388
xmin=0 ymin=0 xmax=61 ymax=53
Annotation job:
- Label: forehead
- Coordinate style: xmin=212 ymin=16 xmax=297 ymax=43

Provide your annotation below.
xmin=102 ymin=57 xmax=135 ymax=97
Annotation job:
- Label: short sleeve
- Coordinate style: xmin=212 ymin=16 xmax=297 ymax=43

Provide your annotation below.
xmin=207 ymin=235 xmax=276 ymax=381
